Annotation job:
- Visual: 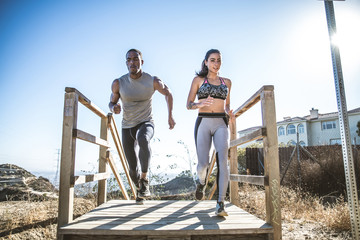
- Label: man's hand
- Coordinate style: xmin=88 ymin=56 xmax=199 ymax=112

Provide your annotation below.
xmin=112 ymin=103 xmax=121 ymax=114
xmin=168 ymin=116 xmax=176 ymax=130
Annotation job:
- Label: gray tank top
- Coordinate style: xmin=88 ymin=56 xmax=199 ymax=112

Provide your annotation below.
xmin=118 ymin=72 xmax=155 ymax=128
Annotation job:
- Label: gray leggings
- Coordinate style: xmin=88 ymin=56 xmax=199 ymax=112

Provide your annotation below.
xmin=194 ymin=113 xmax=229 ymax=202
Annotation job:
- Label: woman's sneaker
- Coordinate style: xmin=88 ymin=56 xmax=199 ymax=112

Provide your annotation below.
xmin=195 ymin=183 xmax=205 ymax=200
xmin=215 ymin=201 xmax=228 ymax=217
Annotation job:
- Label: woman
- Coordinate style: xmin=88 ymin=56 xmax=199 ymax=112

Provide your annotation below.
xmin=186 ymin=49 xmax=234 ymax=216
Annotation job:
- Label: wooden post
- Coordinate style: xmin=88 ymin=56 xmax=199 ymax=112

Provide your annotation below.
xmin=58 ymin=92 xmax=78 ymax=228
xmin=261 ymin=89 xmax=282 ymax=240
xmin=229 ymin=118 xmax=240 ymax=206
xmin=98 ymin=116 xmax=109 ymax=205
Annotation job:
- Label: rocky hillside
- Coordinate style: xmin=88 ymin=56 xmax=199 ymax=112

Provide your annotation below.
xmin=0 ymin=164 xmax=197 ymax=201
xmin=0 ymin=164 xmax=57 ymax=201
xmin=151 ymin=174 xmax=196 ymax=196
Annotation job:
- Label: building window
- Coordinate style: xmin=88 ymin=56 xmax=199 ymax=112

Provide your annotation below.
xmin=298 ymin=124 xmax=304 ymax=134
xmin=330 ymin=138 xmax=342 ymax=145
xmin=287 ymin=124 xmax=296 ymax=135
xmin=278 ymin=126 xmax=285 ymax=136
xmin=322 ymin=120 xmax=336 ymax=130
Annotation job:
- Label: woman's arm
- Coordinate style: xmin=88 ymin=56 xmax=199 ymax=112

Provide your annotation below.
xmin=186 ymin=77 xmax=213 ymax=110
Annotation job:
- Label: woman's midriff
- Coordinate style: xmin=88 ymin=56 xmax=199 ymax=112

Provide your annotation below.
xmin=198 ymin=98 xmax=226 ymax=113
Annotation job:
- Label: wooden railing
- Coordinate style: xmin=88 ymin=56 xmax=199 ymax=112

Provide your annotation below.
xmin=204 ymin=85 xmax=282 ymax=239
xmin=57 ymin=87 xmax=135 ymax=230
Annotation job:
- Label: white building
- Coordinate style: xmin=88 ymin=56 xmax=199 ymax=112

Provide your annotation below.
xmin=238 ymin=107 xmax=360 ymax=147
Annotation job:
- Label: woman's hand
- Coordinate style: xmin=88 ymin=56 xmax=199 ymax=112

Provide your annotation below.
xmin=198 ymin=96 xmax=214 ymax=109
xmin=228 ymin=109 xmax=235 ymax=123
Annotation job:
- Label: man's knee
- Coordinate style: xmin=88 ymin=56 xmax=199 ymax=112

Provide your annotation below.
xmin=137 ymin=135 xmax=150 ymax=148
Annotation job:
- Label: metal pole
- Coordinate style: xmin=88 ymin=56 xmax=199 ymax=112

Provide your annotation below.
xmin=296 ymin=132 xmax=301 ymax=187
xmin=323 ymin=1 xmax=360 ymax=239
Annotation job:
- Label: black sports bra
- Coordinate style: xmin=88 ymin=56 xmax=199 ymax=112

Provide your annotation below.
xmin=197 ymin=77 xmax=228 ymax=100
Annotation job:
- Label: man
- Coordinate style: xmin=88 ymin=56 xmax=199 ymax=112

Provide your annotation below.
xmin=109 ymin=49 xmax=176 ymax=204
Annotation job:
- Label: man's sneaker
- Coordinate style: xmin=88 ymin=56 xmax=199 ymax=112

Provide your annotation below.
xmin=215 ymin=201 xmax=228 ymax=217
xmin=135 ymin=181 xmax=140 ymax=190
xmin=135 ymin=196 xmax=144 ymax=205
xmin=138 ymin=178 xmax=150 ymax=198
xmin=195 ymin=183 xmax=205 ymax=200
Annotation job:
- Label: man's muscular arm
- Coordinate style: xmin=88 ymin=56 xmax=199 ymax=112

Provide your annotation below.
xmin=109 ymin=79 xmax=121 ymax=114
xmin=154 ymin=76 xmax=176 ymax=130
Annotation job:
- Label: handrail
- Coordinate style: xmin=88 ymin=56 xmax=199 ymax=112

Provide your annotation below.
xmin=106 ymin=150 xmax=130 ymax=200
xmin=107 ymin=113 xmax=137 ymax=197
xmin=225 ymin=85 xmax=282 ymax=239
xmin=65 ymin=87 xmax=107 ymax=118
xmin=229 ymin=127 xmax=266 ymax=148
xmin=58 ymin=87 xmax=132 ymax=232
xmin=233 ymin=85 xmax=274 ymax=117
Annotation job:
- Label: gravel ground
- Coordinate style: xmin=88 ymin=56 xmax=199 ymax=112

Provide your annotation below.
xmin=282 ymin=219 xmax=352 ymax=240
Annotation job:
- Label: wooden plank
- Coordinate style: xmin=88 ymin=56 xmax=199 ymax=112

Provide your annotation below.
xmin=260 ymin=89 xmax=282 ymax=240
xmin=233 ymin=86 xmax=273 ymax=118
xmin=72 ymin=172 xmax=110 ymax=186
xmin=64 ymin=236 xmax=146 ymax=240
xmin=108 ymin=114 xmax=136 ymax=198
xmin=73 ymin=129 xmax=110 ymax=148
xmin=62 ymin=216 xmax=268 ymax=225
xmin=106 ymin=151 xmax=130 ymax=200
xmin=230 ymin=174 xmax=267 ymax=186
xmin=148 ymin=236 xmax=190 ymax=240
xmin=65 ymin=87 xmax=107 ymax=118
xmin=58 ymin=92 xmax=78 ymax=228
xmin=62 ymin=234 xmax=269 ymax=240
xmin=98 ymin=117 xmax=109 ymax=206
xmin=230 ymin=128 xmax=266 ymax=148
xmin=71 ymin=212 xmax=253 ymax=217
xmin=64 ymin=235 xmax=268 ymax=240
xmin=229 ymin=116 xmax=240 ymax=206
xmin=208 ymin=181 xmax=217 ymax=200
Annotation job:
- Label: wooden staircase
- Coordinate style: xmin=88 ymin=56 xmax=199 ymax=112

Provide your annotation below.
xmin=57 ymin=86 xmax=282 ymax=240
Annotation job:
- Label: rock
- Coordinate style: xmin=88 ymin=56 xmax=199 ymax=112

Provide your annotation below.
xmin=0 ymin=164 xmax=58 ymax=201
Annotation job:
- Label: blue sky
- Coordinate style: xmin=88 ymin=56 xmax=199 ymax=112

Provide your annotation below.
xmin=0 ymin=0 xmax=359 ymax=176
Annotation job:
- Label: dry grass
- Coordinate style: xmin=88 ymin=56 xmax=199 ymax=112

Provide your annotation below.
xmin=0 ymin=198 xmax=96 ymax=240
xmin=238 ymin=184 xmax=351 ymax=231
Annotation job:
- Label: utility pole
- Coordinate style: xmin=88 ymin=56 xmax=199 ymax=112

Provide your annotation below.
xmin=322 ymin=1 xmax=360 ymax=239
